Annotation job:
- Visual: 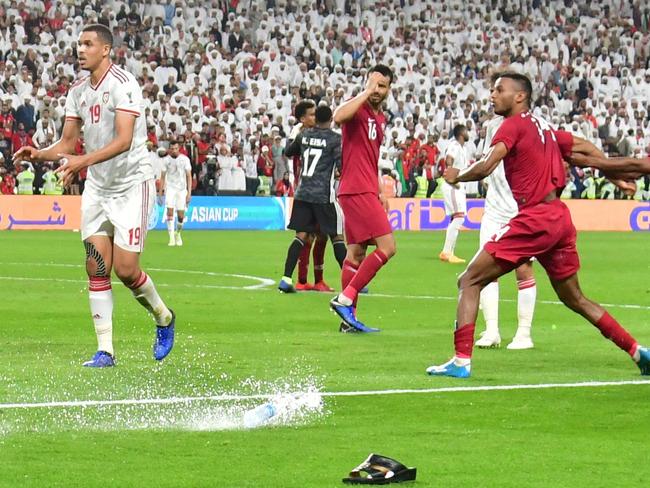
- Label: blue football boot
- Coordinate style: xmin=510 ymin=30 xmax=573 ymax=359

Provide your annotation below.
xmin=426 ymin=357 xmax=471 ymax=378
xmin=330 ymin=296 xmax=380 ymax=333
xmin=154 ymin=310 xmax=176 ymax=361
xmin=83 ymin=351 xmax=116 ymax=368
xmin=278 ymin=278 xmax=296 ymax=293
xmin=636 ymin=346 xmax=650 ymax=375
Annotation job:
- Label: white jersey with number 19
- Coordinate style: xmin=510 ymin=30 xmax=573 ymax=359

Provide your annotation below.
xmin=65 ymin=63 xmax=152 ymax=196
xmin=483 ymin=115 xmax=518 ymax=225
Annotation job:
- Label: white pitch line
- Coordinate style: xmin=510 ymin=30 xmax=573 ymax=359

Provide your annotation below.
xmin=2 ymin=275 xmax=650 ymax=312
xmin=2 ymin=262 xmax=274 ymax=290
xmin=1 ymin=379 xmax=649 ymax=410
xmin=0 ymin=276 xmax=271 ymax=292
xmin=3 ymin=262 xmax=650 ymax=311
xmin=367 ymin=292 xmax=650 ymax=311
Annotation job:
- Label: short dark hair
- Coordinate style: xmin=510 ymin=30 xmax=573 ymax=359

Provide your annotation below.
xmin=491 ymin=71 xmax=532 ymax=107
xmin=369 ymin=64 xmax=394 ymax=84
xmin=452 ymin=124 xmax=466 ymax=139
xmin=315 ymin=105 xmax=332 ymax=124
xmin=169 ymin=140 xmax=180 ymax=147
xmin=294 ymin=99 xmax=316 ymax=121
xmin=81 ymin=23 xmax=113 ymax=47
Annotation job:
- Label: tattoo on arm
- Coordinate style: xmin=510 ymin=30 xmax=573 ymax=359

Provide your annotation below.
xmin=84 ymin=241 xmax=108 ymax=277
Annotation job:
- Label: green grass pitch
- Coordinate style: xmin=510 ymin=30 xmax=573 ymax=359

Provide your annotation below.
xmin=0 ymin=229 xmax=649 ymax=487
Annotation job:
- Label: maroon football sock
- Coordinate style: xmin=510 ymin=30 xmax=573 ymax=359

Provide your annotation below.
xmin=454 ymin=323 xmax=476 ymax=359
xmin=341 ymin=259 xmax=359 ymax=308
xmin=343 ymin=250 xmax=388 ymax=302
xmin=313 ymin=236 xmax=327 ymax=283
xmin=298 ymin=240 xmax=312 ymax=284
xmin=594 ymin=311 xmax=638 ymax=356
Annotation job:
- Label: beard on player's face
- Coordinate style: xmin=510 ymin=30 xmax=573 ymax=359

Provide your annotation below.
xmin=369 ymin=91 xmax=387 ymax=107
xmin=492 ymin=93 xmax=514 ymax=116
xmin=494 ymin=104 xmax=509 ymax=116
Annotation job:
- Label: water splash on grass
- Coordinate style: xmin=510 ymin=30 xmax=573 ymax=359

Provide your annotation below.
xmin=0 ymin=358 xmax=327 ymax=434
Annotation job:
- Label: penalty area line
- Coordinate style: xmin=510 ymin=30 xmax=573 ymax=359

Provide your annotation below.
xmin=1 ymin=379 xmax=649 ymax=410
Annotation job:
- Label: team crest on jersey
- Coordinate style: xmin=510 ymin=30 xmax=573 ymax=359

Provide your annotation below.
xmin=102 ymin=92 xmax=109 ymax=104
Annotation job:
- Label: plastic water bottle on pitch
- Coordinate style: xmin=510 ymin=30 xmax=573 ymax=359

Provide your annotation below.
xmin=243 ymin=402 xmax=276 ymax=428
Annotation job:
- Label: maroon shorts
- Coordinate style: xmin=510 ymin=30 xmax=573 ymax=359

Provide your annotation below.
xmin=338 ymin=192 xmax=393 ymax=245
xmin=483 ymin=199 xmax=580 ymax=281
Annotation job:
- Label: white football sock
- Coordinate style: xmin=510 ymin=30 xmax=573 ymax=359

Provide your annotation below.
xmin=516 ymin=280 xmax=536 ymax=338
xmin=442 ymin=217 xmax=463 ymax=255
xmin=130 ymin=272 xmax=173 ymax=327
xmin=89 ymin=281 xmax=114 ymax=356
xmin=454 ymin=357 xmax=471 ymax=367
xmin=480 ymin=281 xmax=500 ymax=336
xmin=337 ymin=293 xmax=354 ymax=306
xmin=166 ymin=218 xmax=174 ymax=239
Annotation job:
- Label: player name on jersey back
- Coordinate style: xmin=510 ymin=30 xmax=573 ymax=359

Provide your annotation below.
xmin=285 ymin=127 xmax=341 ymax=204
xmin=303 ymin=137 xmax=327 ymax=147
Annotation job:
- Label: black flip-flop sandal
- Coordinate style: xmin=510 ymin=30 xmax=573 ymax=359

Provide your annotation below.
xmin=342 ymin=453 xmax=417 ymax=485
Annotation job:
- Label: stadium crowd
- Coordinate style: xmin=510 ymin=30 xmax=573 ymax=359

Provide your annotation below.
xmin=0 ymin=0 xmax=649 ymax=199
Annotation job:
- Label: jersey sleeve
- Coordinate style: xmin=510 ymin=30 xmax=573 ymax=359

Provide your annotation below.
xmin=113 ymin=78 xmax=142 ymax=117
xmin=284 ymin=133 xmax=302 ymax=157
xmin=554 ymin=130 xmax=574 ymax=159
xmin=491 ymin=116 xmax=519 ymax=152
xmin=332 ymin=133 xmax=342 ymax=170
xmin=64 ymin=86 xmax=81 ymax=120
xmin=445 ymin=142 xmax=460 ymax=164
xmin=183 ymin=155 xmax=192 ymax=172
xmin=483 ymin=117 xmax=502 ymax=148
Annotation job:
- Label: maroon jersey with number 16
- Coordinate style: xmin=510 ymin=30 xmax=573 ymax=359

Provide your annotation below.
xmin=338 ymin=102 xmax=386 ymax=196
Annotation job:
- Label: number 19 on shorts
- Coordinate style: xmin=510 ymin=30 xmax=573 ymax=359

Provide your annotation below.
xmin=128 ymin=227 xmax=141 ymax=246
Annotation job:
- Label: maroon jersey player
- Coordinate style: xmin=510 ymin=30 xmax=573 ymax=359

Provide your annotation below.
xmin=329 ymin=64 xmax=396 ymax=333
xmin=427 ymin=71 xmax=650 ymax=377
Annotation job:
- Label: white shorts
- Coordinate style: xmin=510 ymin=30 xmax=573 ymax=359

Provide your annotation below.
xmin=479 ymin=212 xmax=535 ymax=263
xmin=81 ymin=179 xmax=155 ymax=253
xmin=165 ymin=187 xmax=187 ymax=211
xmin=479 ymin=213 xmax=509 ymax=248
xmin=442 ymin=183 xmax=466 ymax=216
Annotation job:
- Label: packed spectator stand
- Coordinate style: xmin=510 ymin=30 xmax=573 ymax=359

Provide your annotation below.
xmin=0 ymin=0 xmax=649 ymax=200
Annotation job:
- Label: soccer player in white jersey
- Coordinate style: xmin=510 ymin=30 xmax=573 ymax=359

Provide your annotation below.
xmin=158 ymin=140 xmax=192 ymax=246
xmin=14 ymin=24 xmax=175 ymax=367
xmin=439 ymin=124 xmax=470 ymax=264
xmin=474 ymin=115 xmax=536 ymax=350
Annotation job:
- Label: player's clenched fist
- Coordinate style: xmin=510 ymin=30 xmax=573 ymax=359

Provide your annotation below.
xmin=13 ymin=146 xmax=40 ymax=164
xmin=55 ymin=153 xmax=88 ymax=187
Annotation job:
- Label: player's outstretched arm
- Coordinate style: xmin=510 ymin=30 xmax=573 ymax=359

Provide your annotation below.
xmin=568 ymin=151 xmax=650 ymax=178
xmin=445 ymin=142 xmax=508 ymax=184
xmin=13 ymin=118 xmax=81 ymax=164
xmin=332 ymin=72 xmax=382 ymax=125
xmin=56 ymin=112 xmax=136 ymax=186
xmin=565 ymin=136 xmax=646 ymax=195
xmin=284 ymin=134 xmax=302 ymax=157
xmin=567 ymin=135 xmax=605 ymax=160
xmin=564 ymin=134 xmax=650 ymax=174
